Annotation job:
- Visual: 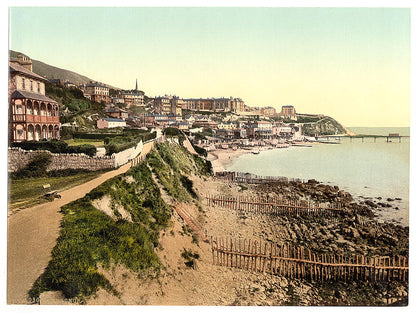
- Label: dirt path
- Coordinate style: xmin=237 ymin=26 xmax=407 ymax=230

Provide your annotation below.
xmin=7 ymin=141 xmax=155 ymax=304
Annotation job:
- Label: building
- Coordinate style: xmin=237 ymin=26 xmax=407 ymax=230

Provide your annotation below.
xmin=104 ymin=107 xmax=129 ymax=120
xmin=111 ymin=97 xmax=125 ymax=105
xmin=278 ymin=105 xmax=297 ymax=120
xmin=260 ymin=106 xmax=277 ymax=117
xmin=217 ymin=122 xmax=236 ymax=130
xmin=9 ymin=54 xmax=60 ymax=142
xmin=171 ymin=122 xmax=189 ymax=131
xmin=170 ymin=96 xmax=183 ymax=116
xmin=247 ymin=121 xmax=273 ymax=138
xmin=118 ymin=92 xmax=144 ymax=107
xmin=63 ymin=81 xmax=76 ymax=88
xmin=183 ymin=96 xmax=244 ymax=113
xmin=85 ymin=82 xmax=111 ymax=104
xmin=154 ymin=96 xmax=172 ymax=115
xmin=154 ymin=95 xmax=183 ymax=115
xmin=97 ymin=118 xmax=126 ymax=129
xmin=234 ymin=128 xmax=247 ymax=139
xmin=193 ymin=120 xmax=218 ymax=129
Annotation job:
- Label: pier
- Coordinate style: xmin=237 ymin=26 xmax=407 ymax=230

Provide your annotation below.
xmin=317 ymin=134 xmax=409 ymax=143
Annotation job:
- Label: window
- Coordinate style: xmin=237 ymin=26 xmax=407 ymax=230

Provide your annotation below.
xmin=22 ymin=78 xmax=25 ymax=90
xmin=30 ymin=80 xmax=33 ymax=91
xmin=37 ymin=82 xmax=40 ymax=93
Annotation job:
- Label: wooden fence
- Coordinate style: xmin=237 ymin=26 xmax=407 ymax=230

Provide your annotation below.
xmin=206 ymin=195 xmax=342 ymax=217
xmin=211 ymin=237 xmax=408 ymax=282
xmin=130 ymin=153 xmax=147 ymax=167
xmin=216 ymin=171 xmax=306 ymax=184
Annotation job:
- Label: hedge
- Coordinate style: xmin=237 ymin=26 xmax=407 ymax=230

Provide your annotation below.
xmin=11 ymin=140 xmax=97 ymax=157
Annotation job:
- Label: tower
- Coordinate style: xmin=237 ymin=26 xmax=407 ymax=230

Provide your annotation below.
xmin=135 ymin=78 xmax=138 ymax=91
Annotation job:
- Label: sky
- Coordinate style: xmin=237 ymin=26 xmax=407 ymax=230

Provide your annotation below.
xmin=8 ymin=6 xmax=412 ymax=127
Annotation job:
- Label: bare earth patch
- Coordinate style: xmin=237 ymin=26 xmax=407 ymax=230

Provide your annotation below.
xmin=92 ymin=195 xmax=132 ymax=222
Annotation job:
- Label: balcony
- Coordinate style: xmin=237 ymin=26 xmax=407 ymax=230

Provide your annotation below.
xmin=13 ymin=114 xmax=59 ymax=124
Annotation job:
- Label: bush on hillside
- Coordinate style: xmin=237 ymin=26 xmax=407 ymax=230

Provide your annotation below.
xmin=191 ymin=143 xmax=207 ymax=157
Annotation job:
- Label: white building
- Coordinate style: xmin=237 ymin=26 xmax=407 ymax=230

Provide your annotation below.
xmin=97 ymin=118 xmax=126 ymax=129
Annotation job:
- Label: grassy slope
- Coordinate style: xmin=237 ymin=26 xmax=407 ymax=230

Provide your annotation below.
xmin=28 ymin=142 xmax=212 ymax=301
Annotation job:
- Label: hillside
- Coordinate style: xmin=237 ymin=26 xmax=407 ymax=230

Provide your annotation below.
xmin=301 ymin=116 xmax=353 ymax=136
xmin=9 ymin=50 xmax=118 ymax=88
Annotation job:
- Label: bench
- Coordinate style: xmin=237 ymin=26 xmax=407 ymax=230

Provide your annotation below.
xmin=42 ymin=184 xmax=61 ymax=199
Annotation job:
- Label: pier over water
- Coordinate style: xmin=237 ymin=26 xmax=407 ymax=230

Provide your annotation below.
xmin=317 ymin=133 xmax=410 ymax=143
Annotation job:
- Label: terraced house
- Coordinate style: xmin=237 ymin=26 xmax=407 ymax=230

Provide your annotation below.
xmin=8 ymin=54 xmax=60 ymax=143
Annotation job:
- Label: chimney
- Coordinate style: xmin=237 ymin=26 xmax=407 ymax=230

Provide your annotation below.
xmin=17 ymin=54 xmax=33 ymax=72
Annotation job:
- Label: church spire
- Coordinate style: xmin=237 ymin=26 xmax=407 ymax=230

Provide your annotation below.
xmin=135 ymin=78 xmax=138 ymax=91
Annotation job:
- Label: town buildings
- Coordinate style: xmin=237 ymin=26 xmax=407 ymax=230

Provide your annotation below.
xmin=9 ymin=54 xmax=60 ymax=142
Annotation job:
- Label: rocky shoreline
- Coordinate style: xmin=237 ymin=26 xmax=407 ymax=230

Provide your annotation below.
xmin=206 ymin=175 xmax=409 ymax=305
xmin=203 ymin=145 xmax=409 ymax=305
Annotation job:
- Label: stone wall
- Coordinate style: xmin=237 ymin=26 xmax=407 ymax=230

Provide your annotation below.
xmin=8 ymin=140 xmax=146 ymax=173
xmin=8 ymin=147 xmax=115 ymax=173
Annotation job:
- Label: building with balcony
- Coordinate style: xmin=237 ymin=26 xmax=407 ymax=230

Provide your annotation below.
xmin=118 ymin=92 xmax=144 ymax=107
xmin=9 ymin=54 xmax=60 ymax=143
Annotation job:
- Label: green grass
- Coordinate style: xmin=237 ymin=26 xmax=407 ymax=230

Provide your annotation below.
xmin=64 ymin=139 xmax=105 ymax=147
xmin=29 ymin=161 xmax=172 ymax=301
xmin=147 ymin=142 xmax=211 ymax=202
xmin=8 ymin=172 xmax=103 ymax=210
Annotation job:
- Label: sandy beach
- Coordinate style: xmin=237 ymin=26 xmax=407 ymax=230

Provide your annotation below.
xmin=208 ymin=146 xmax=287 ymax=172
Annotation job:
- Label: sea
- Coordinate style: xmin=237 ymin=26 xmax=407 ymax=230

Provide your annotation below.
xmin=226 ymin=127 xmax=411 ymax=226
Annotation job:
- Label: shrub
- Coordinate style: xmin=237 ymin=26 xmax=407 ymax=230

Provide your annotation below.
xmin=191 ymin=143 xmax=207 ymax=157
xmin=181 ymin=248 xmax=200 ymax=268
xmin=180 ymin=175 xmax=197 ymax=199
xmin=11 ymin=140 xmax=96 ymax=157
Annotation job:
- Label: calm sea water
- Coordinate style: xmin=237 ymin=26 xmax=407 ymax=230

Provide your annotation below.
xmin=227 ymin=127 xmax=410 ymax=226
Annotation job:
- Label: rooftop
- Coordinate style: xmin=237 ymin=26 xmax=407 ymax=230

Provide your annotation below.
xmin=11 ymin=90 xmax=57 ymax=103
xmin=101 ymin=118 xmax=126 ymax=122
xmin=9 ymin=62 xmax=47 ymax=82
xmin=87 ymin=82 xmax=109 ymax=88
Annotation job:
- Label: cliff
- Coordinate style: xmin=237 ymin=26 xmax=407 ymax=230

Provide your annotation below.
xmin=301 ymin=116 xmax=353 ymax=136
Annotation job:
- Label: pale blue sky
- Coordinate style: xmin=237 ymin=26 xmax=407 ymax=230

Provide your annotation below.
xmin=9 ymin=7 xmax=411 ymax=126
